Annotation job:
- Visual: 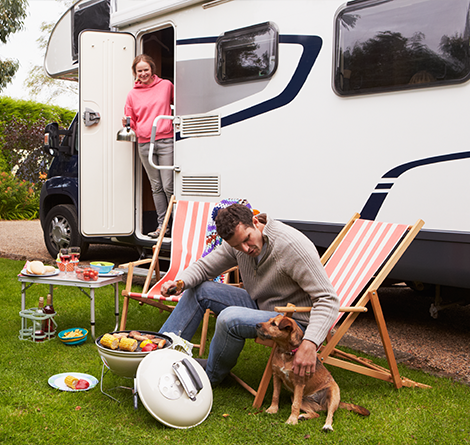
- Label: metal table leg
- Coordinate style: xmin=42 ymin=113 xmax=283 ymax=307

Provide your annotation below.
xmin=21 ymin=282 xmax=35 ymax=311
xmin=77 ymin=287 xmax=95 ymax=339
xmin=114 ymin=282 xmax=120 ymax=331
xmin=90 ymin=288 xmax=95 ymax=339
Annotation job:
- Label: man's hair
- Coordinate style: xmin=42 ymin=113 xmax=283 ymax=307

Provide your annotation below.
xmin=131 ymin=54 xmax=157 ymax=77
xmin=215 ymin=204 xmax=254 ymax=240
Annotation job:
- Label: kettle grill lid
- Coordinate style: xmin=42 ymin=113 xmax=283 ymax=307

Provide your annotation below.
xmin=136 ymin=349 xmax=213 ymax=429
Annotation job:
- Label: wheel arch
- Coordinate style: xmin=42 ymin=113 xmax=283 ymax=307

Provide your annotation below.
xmin=40 ymin=184 xmax=77 ymax=231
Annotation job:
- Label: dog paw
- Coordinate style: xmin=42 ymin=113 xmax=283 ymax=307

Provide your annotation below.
xmin=286 ymin=416 xmax=298 ymax=425
xmin=265 ymin=406 xmax=278 ymax=414
xmin=322 ymin=424 xmax=334 ymax=432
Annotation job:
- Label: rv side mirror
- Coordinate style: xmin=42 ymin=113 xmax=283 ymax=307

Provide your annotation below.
xmin=43 ymin=123 xmax=60 ymax=157
xmin=43 ymin=122 xmax=74 ymax=157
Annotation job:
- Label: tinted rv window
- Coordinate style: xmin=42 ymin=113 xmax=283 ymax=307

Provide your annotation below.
xmin=334 ymin=0 xmax=470 ymax=95
xmin=216 ymin=22 xmax=278 ymax=85
xmin=72 ymin=0 xmax=110 ymax=61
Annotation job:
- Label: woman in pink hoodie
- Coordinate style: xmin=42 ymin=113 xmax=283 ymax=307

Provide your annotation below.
xmin=123 ymin=54 xmax=174 ymax=238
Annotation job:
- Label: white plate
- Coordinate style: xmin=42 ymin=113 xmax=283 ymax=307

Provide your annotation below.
xmin=48 ymin=372 xmax=98 ymax=392
xmin=21 ymin=269 xmax=59 ymax=277
xmin=99 ymin=270 xmax=125 ymax=277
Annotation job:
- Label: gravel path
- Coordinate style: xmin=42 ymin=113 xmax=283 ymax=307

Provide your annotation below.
xmin=1 ymin=220 xmax=469 ymax=385
xmin=0 ymin=219 xmax=140 ymax=264
xmin=341 ymin=285 xmax=470 ymax=386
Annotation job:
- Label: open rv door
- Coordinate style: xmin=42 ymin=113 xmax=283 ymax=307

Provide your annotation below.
xmin=79 ymin=30 xmax=135 ymax=237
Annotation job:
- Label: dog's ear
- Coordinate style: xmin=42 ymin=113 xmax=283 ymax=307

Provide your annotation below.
xmin=278 ymin=317 xmax=293 ymax=331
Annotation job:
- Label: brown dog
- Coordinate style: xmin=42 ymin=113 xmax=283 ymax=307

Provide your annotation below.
xmin=256 ymin=314 xmax=370 ymax=431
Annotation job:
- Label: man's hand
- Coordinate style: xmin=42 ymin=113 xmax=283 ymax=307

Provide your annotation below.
xmin=292 ymin=339 xmax=318 ymax=377
xmin=161 ymin=280 xmax=184 ymax=297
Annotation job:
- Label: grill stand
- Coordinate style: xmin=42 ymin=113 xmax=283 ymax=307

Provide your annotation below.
xmin=99 ymin=357 xmax=139 ymax=409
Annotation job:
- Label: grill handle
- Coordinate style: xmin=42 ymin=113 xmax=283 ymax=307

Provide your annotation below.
xmin=172 ymin=359 xmax=203 ymax=401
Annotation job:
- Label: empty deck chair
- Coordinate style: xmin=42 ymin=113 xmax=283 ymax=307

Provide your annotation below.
xmin=231 ymin=214 xmax=429 ymax=408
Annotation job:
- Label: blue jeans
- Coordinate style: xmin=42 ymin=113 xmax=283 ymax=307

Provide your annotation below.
xmin=159 ymin=281 xmax=280 ymax=385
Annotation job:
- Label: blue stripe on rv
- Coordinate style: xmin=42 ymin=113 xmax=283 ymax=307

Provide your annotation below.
xmin=175 ymin=34 xmax=322 ymax=140
xmin=361 ymin=151 xmax=470 ymax=219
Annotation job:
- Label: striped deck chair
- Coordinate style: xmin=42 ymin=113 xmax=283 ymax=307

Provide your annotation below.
xmin=232 ymin=214 xmax=429 ymax=408
xmin=119 ymin=197 xmax=216 ymax=329
xmin=119 ymin=196 xmax=248 ymax=353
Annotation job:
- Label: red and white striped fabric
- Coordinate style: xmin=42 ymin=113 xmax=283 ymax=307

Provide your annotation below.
xmin=128 ymin=200 xmax=215 ymax=302
xmin=324 ymin=219 xmax=408 ymax=327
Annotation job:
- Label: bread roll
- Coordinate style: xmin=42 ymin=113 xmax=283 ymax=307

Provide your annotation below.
xmin=29 ymin=261 xmax=46 ymax=275
xmin=44 ymin=265 xmax=56 ymax=273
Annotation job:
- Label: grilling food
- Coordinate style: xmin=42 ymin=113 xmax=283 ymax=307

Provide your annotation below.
xmin=100 ymin=333 xmax=119 ymax=349
xmin=129 ymin=330 xmax=148 ymax=341
xmin=154 ymin=339 xmax=166 ymax=349
xmin=139 ymin=339 xmax=152 ymax=348
xmin=99 ymin=332 xmax=167 ymax=352
xmin=142 ymin=343 xmax=158 ymax=351
xmin=119 ymin=337 xmax=138 ymax=352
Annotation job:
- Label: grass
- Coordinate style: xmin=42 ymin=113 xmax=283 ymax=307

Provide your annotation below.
xmin=1 ymin=257 xmax=469 ymax=444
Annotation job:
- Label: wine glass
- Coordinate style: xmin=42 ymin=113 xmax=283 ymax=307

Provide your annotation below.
xmin=59 ymin=248 xmax=71 ymax=275
xmin=70 ymin=247 xmax=81 ymax=263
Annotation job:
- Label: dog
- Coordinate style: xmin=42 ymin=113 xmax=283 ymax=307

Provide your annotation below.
xmin=256 ymin=314 xmax=370 ymax=431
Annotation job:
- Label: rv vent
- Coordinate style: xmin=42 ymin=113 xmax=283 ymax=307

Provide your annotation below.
xmin=181 ymin=175 xmax=220 ymax=197
xmin=180 ymin=114 xmax=221 ymax=138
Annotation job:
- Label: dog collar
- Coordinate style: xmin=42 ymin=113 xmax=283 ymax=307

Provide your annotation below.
xmin=285 ymin=347 xmax=299 ymax=356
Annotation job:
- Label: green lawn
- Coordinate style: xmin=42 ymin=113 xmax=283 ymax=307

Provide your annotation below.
xmin=1 ymin=258 xmax=469 ymax=444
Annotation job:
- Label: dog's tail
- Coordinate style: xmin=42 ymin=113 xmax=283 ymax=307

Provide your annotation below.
xmin=339 ymin=402 xmax=370 ymax=416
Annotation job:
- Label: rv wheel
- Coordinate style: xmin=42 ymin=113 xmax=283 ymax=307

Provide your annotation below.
xmin=44 ymin=204 xmax=89 ymax=259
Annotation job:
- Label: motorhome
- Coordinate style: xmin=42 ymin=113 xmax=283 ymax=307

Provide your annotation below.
xmin=41 ymin=0 xmax=470 ymax=299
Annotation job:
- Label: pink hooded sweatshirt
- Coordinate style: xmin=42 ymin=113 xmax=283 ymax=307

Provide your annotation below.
xmin=124 ymin=75 xmax=174 ymax=143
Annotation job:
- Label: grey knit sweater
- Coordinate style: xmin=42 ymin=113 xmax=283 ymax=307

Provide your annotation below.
xmin=178 ymin=215 xmax=339 ymax=347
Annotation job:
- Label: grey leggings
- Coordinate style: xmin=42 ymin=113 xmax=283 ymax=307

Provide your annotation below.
xmin=138 ymin=138 xmax=174 ymax=228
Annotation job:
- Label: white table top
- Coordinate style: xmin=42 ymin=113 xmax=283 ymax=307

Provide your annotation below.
xmin=18 ymin=271 xmax=123 ymax=288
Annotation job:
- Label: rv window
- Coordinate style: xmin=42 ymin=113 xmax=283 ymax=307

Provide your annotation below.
xmin=334 ymin=0 xmax=470 ymax=95
xmin=72 ymin=0 xmax=111 ymax=61
xmin=216 ymin=22 xmax=278 ymax=85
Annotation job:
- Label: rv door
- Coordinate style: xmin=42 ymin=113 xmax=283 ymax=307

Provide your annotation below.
xmin=79 ymin=30 xmax=135 ymax=237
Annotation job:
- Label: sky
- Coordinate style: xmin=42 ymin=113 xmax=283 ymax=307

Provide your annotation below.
xmin=1 ymin=0 xmax=78 ymax=109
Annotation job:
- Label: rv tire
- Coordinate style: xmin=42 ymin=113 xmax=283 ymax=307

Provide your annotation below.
xmin=44 ymin=204 xmax=89 ymax=259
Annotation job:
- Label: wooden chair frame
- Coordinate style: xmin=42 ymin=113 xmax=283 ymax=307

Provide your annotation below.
xmin=231 ymin=214 xmax=429 ymax=408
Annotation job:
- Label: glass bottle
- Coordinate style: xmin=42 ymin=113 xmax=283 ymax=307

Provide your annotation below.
xmin=43 ymin=294 xmax=55 ymax=337
xmin=34 ymin=296 xmax=45 ymax=341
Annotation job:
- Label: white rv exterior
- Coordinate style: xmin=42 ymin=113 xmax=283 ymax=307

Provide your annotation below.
xmin=44 ymin=0 xmax=470 ymax=290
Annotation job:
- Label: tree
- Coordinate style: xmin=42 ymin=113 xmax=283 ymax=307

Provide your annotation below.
xmin=25 ymin=1 xmax=78 ymax=106
xmin=0 ymin=0 xmax=28 ymax=91
xmin=0 ymin=96 xmax=75 ymax=183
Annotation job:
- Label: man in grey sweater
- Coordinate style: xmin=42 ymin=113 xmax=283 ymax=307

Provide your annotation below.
xmin=159 ymin=204 xmax=339 ymax=385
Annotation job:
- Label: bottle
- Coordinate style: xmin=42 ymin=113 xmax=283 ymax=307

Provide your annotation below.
xmin=43 ymin=294 xmax=55 ymax=338
xmin=34 ymin=296 xmax=45 ymax=342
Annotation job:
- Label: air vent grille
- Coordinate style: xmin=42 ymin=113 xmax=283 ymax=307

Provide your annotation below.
xmin=181 ymin=175 xmax=220 ymax=196
xmin=180 ymin=114 xmax=221 ymax=138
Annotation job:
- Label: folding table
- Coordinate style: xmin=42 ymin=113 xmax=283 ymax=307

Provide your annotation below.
xmin=18 ymin=272 xmax=122 ymax=338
